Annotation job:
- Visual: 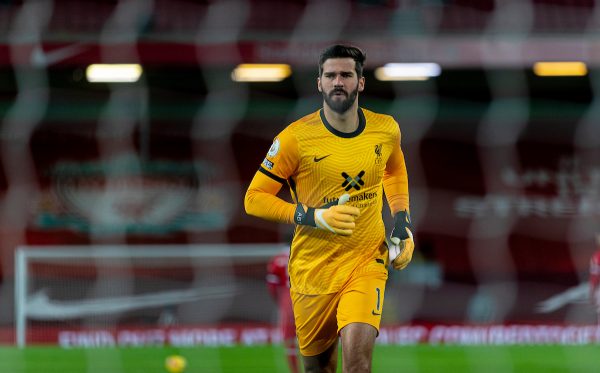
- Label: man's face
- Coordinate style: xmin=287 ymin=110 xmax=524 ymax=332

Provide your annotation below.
xmin=318 ymin=58 xmax=365 ymax=114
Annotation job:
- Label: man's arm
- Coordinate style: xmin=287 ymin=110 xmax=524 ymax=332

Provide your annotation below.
xmin=245 ymin=128 xmax=360 ymax=235
xmin=382 ymin=140 xmax=409 ymax=215
xmin=245 ymin=131 xmax=299 ymax=224
xmin=383 ymin=128 xmax=413 ymax=270
xmin=244 ymin=168 xmax=360 ymax=236
xmin=245 ymin=170 xmax=295 ymax=224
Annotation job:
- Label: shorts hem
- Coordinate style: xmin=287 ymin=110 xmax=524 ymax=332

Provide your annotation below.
xmin=299 ymin=338 xmax=338 ymax=357
xmin=337 ymin=321 xmax=380 ymax=337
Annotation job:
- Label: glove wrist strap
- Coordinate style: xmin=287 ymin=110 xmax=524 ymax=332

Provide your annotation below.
xmin=393 ymin=210 xmax=411 ymax=227
xmin=294 ymin=204 xmax=316 ymax=227
xmin=392 ymin=210 xmax=412 ymax=239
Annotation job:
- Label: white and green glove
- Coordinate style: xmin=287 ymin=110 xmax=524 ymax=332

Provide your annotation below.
xmin=294 ymin=194 xmax=360 ymax=236
xmin=388 ymin=210 xmax=414 ymax=270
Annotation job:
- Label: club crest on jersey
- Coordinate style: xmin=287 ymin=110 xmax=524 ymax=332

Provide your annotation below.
xmin=375 ymin=143 xmax=383 ymax=165
xmin=267 ymin=138 xmax=280 ymax=157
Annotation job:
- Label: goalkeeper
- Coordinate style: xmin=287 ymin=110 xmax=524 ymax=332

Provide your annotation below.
xmin=244 ymin=44 xmax=413 ymax=373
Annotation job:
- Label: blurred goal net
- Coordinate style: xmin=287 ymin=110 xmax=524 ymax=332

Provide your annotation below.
xmin=15 ymin=244 xmax=284 ymax=347
xmin=2 ymin=0 xmax=600 ymax=354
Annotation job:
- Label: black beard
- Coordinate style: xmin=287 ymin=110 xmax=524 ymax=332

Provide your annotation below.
xmin=322 ymin=86 xmax=359 ymax=114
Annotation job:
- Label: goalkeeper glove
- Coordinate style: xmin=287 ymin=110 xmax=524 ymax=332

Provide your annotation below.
xmin=388 ymin=210 xmax=414 ymax=270
xmin=294 ymin=194 xmax=360 ymax=236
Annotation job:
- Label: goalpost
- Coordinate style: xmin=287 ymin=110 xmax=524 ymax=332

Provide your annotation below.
xmin=14 ymin=244 xmax=284 ymax=347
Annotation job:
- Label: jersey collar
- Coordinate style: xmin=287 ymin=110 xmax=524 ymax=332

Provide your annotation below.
xmin=319 ymin=107 xmax=366 ymax=138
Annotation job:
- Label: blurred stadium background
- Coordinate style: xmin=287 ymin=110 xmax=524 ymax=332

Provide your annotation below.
xmin=1 ymin=0 xmax=600 ymax=371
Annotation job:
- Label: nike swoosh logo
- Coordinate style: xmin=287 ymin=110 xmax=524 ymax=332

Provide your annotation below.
xmin=372 ymin=310 xmax=381 ymax=316
xmin=313 ymin=155 xmax=331 ymax=162
xmin=535 ymin=282 xmax=589 ymax=313
xmin=30 ymin=43 xmax=87 ymax=68
xmin=25 ymin=286 xmax=236 ymax=320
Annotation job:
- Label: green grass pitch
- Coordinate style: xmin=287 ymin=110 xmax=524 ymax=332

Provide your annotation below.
xmin=1 ymin=344 xmax=599 ymax=372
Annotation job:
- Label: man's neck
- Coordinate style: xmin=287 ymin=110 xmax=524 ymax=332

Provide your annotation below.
xmin=322 ymin=103 xmax=359 ymax=133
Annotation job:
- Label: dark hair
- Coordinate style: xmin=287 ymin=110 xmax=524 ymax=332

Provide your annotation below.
xmin=318 ymin=44 xmax=366 ymax=78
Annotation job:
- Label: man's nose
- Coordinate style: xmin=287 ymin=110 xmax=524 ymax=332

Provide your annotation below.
xmin=334 ymin=76 xmax=344 ymax=86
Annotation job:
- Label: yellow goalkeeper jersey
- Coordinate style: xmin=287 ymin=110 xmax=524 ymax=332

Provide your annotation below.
xmin=259 ymin=108 xmax=409 ymax=294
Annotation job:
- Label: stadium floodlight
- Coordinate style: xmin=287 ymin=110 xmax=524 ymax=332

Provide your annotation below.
xmin=231 ymin=64 xmax=292 ymax=82
xmin=533 ymin=61 xmax=588 ymax=77
xmin=86 ymin=64 xmax=143 ymax=83
xmin=374 ymin=63 xmax=441 ymax=81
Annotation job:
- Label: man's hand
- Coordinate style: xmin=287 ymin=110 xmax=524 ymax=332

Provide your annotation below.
xmin=294 ymin=194 xmax=360 ymax=236
xmin=388 ymin=210 xmax=414 ymax=270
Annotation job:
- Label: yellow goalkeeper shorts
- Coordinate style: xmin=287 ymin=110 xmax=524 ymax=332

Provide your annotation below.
xmin=290 ymin=260 xmax=388 ymax=356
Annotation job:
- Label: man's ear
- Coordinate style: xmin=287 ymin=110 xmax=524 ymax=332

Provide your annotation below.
xmin=317 ymin=77 xmax=322 ymax=92
xmin=358 ymin=76 xmax=365 ymax=92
